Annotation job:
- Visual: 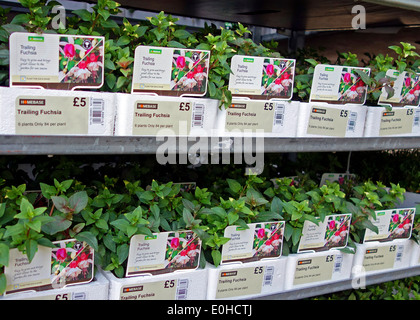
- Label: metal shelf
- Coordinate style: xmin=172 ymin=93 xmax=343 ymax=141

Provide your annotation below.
xmin=253 ymin=265 xmax=420 ymax=300
xmin=0 ymin=135 xmax=420 ymax=155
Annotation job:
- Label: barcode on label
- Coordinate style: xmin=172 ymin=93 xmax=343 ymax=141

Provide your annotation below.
xmin=176 ymin=279 xmax=189 ymax=300
xmin=90 ymin=98 xmax=104 ymax=125
xmin=263 ymin=266 xmax=274 ymax=286
xmin=72 ymin=292 xmax=86 ymax=300
xmin=333 ymin=254 xmax=343 ymax=273
xmin=191 ymin=103 xmax=205 ymax=128
xmin=273 ymin=103 xmax=285 ymax=127
xmin=395 ymin=245 xmax=404 ymax=262
xmin=413 ymin=109 xmax=420 ymax=127
xmin=346 ymin=112 xmax=357 ymax=132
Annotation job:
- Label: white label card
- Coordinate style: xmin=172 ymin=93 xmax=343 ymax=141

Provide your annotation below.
xmin=310 ymin=64 xmax=370 ymax=104
xmin=298 ymin=214 xmax=351 ymax=253
xmin=221 ymin=221 xmax=284 ymax=264
xmin=363 ymin=208 xmax=416 ymax=242
xmin=229 ymin=55 xmax=295 ymax=100
xmin=4 ymin=239 xmax=94 ymax=295
xmin=319 ymin=173 xmax=356 ymax=187
xmin=132 ymin=46 xmax=210 ymax=97
xmin=126 ymin=230 xmax=201 ymax=276
xmin=378 ymin=70 xmax=420 ymax=107
xmin=10 ymin=32 xmax=104 ymax=90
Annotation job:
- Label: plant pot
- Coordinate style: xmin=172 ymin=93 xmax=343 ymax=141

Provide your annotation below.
xmin=0 ymin=86 xmax=115 ymax=135
xmin=114 ymin=93 xmax=219 ymax=136
xmin=352 ymin=238 xmax=414 ymax=277
xmin=363 ymin=106 xmax=420 ymax=137
xmin=283 ymin=250 xmax=354 ymax=290
xmin=215 ymin=100 xmax=299 ymax=137
xmin=103 ymin=268 xmax=208 ymax=300
xmin=296 ymin=102 xmax=367 ymax=137
xmin=0 ymin=268 xmax=109 ymax=300
xmin=410 ymin=240 xmax=420 ymax=266
xmin=206 ymin=257 xmax=287 ymax=300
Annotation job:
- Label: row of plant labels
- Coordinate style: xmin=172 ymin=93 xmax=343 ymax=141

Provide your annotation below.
xmin=9 ymin=32 xmax=420 ymax=108
xmin=3 ymin=206 xmax=415 ymax=296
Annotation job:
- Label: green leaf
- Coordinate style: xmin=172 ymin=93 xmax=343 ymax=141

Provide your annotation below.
xmin=0 ymin=243 xmax=9 ymax=266
xmin=72 ymin=9 xmax=92 ymax=21
xmin=51 ymin=196 xmax=71 ymax=213
xmin=69 ymin=191 xmax=88 ymax=214
xmin=0 ymin=273 xmax=6 ymax=295
xmin=211 ymin=249 xmax=221 ymax=267
xmin=292 ymin=227 xmax=302 ymax=246
xmin=117 ymin=36 xmax=130 ymax=46
xmin=75 ymin=231 xmax=98 ymax=252
xmin=25 ymin=239 xmax=38 ymax=263
xmin=227 ymin=179 xmax=242 ymax=194
xmin=117 ymin=244 xmax=129 ymax=264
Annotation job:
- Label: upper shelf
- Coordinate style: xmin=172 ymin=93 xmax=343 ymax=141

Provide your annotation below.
xmin=74 ymin=0 xmax=420 ymax=31
xmin=1 ymin=135 xmax=420 ymax=155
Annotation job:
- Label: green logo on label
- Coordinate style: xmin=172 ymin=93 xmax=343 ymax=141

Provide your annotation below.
xmin=145 ymin=235 xmax=158 ymax=240
xmin=377 ymin=212 xmax=386 ymax=216
xmin=149 ymin=49 xmax=162 ymax=54
xmin=325 ymin=67 xmax=334 ymax=71
xmin=28 ymin=36 xmax=44 ymax=42
xmin=243 ymin=57 xmax=254 ymax=63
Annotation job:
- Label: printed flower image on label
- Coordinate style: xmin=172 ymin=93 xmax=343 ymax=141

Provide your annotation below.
xmin=261 ymin=58 xmax=294 ymax=99
xmin=252 ymin=222 xmax=284 ymax=259
xmin=338 ymin=67 xmax=368 ymax=104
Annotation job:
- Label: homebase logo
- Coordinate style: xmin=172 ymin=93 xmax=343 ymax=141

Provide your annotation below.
xmin=155 ymin=122 xmax=265 ymax=175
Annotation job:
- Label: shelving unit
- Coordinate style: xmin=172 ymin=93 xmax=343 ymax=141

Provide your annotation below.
xmin=1 ymin=0 xmax=419 ymax=301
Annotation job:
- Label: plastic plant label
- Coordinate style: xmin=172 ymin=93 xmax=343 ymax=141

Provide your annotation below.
xmin=126 ymin=230 xmax=201 ymax=277
xmin=9 ymin=32 xmax=104 ymax=90
xmin=298 ymin=214 xmax=351 ymax=253
xmin=319 ymin=173 xmax=356 ymax=187
xmin=363 ymin=208 xmax=416 ymax=243
xmin=15 ymin=95 xmax=105 ymax=135
xmin=306 ymin=105 xmax=359 ymax=136
xmin=225 ymin=100 xmax=289 ymax=132
xmin=215 ymin=265 xmax=273 ymax=299
xmin=378 ymin=70 xmax=420 ymax=107
xmin=228 ymin=55 xmax=295 ymax=100
xmin=173 ymin=182 xmax=196 ymax=192
xmin=379 ymin=108 xmax=420 ymax=136
xmin=221 ymin=221 xmax=285 ymax=264
xmin=293 ymin=253 xmax=342 ymax=285
xmin=362 ymin=244 xmax=404 ymax=272
xmin=131 ymin=99 xmax=205 ymax=135
xmin=120 ymin=278 xmax=189 ymax=300
xmin=132 ymin=46 xmax=210 ymax=97
xmin=4 ymin=239 xmax=94 ymax=295
xmin=310 ymin=64 xmax=370 ymax=104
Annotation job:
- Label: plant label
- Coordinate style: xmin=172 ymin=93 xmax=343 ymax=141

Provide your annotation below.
xmin=378 ymin=70 xmax=420 ymax=107
xmin=221 ymin=221 xmax=284 ymax=264
xmin=225 ymin=100 xmax=289 ymax=132
xmin=9 ymin=32 xmax=104 ymax=90
xmin=14 ymin=95 xmax=105 ymax=135
xmin=363 ymin=208 xmax=416 ymax=242
xmin=228 ymin=55 xmax=295 ymax=100
xmin=379 ymin=108 xmax=420 ymax=136
xmin=293 ymin=253 xmax=343 ymax=285
xmin=362 ymin=244 xmax=404 ymax=272
xmin=298 ymin=214 xmax=351 ymax=253
xmin=306 ymin=105 xmax=359 ymax=137
xmin=131 ymin=99 xmax=205 ymax=135
xmin=310 ymin=64 xmax=370 ymax=105
xmin=132 ymin=46 xmax=210 ymax=97
xmin=126 ymin=230 xmax=201 ymax=276
xmin=120 ymin=278 xmax=189 ymax=300
xmin=319 ymin=173 xmax=355 ymax=187
xmin=215 ymin=265 xmax=273 ymax=299
xmin=4 ymin=239 xmax=94 ymax=295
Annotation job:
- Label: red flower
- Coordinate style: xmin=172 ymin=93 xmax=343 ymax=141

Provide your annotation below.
xmin=350 ymin=86 xmax=357 ymax=91
xmin=170 ymin=237 xmax=180 ymax=249
xmin=405 ymin=77 xmax=411 ymax=87
xmin=69 ymin=260 xmax=78 ymax=268
xmin=64 ymin=43 xmax=75 ymax=58
xmin=275 ymin=78 xmax=282 ymax=85
xmin=328 ymin=220 xmax=336 ymax=230
xmin=282 ymin=72 xmax=290 ymax=79
xmin=257 ymin=228 xmax=265 ymax=239
xmin=56 ymin=248 xmax=67 ymax=262
xmin=195 ymin=64 xmax=203 ymax=73
xmin=78 ymin=60 xmax=88 ymax=69
xmin=266 ymin=64 xmax=274 ymax=76
xmin=87 ymin=53 xmax=98 ymax=63
xmin=265 ymin=239 xmax=272 ymax=246
xmin=176 ymin=56 xmax=186 ymax=69
xmin=343 ymin=73 xmax=351 ymax=83
xmin=180 ymin=250 xmax=187 ymax=256
xmin=187 ymin=72 xmax=194 ymax=79
xmin=272 ymin=233 xmax=280 ymax=240
xmin=392 ymin=214 xmax=399 ymax=223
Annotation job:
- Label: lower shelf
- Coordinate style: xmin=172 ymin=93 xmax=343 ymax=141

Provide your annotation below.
xmin=253 ymin=265 xmax=420 ymax=300
xmin=0 ymin=135 xmax=420 ymax=155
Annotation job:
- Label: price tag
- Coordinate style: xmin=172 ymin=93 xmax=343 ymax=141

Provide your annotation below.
xmin=306 ymin=106 xmax=358 ymax=137
xmin=379 ymin=108 xmax=419 ymax=136
xmin=120 ymin=278 xmax=189 ymax=300
xmin=293 ymin=254 xmax=341 ymax=285
xmin=362 ymin=245 xmax=403 ymax=272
